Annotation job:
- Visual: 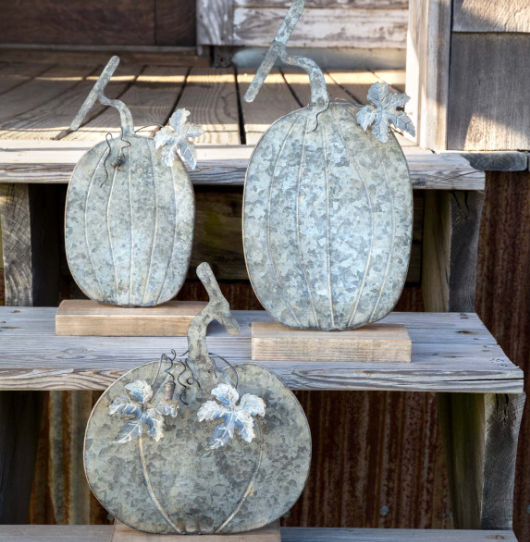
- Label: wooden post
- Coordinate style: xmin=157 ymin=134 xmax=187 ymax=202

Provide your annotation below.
xmin=422 ymin=190 xmax=484 ymax=312
xmin=437 ymin=393 xmax=525 ymax=529
xmin=0 ymin=183 xmax=61 ymax=522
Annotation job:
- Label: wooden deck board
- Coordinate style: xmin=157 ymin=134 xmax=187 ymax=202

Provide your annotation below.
xmin=0 ymin=63 xmax=52 ymax=95
xmin=176 ymin=67 xmax=241 ymax=145
xmin=0 ymin=526 xmax=518 ymax=541
xmin=0 ymin=309 xmax=522 ymax=392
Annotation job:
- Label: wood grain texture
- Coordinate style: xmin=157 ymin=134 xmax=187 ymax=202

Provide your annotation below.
xmin=155 ymin=0 xmax=197 ymax=46
xmin=63 ymin=66 xmax=186 ymax=140
xmin=405 ymin=0 xmax=451 ymax=150
xmin=422 ymin=190 xmax=484 ymax=312
xmin=453 ymin=0 xmax=530 ymax=32
xmin=235 ymin=0 xmax=409 ymax=6
xmin=251 ymin=322 xmax=411 ymax=362
xmin=56 ymin=300 xmax=207 ymax=336
xmin=176 ymin=67 xmax=240 ymax=145
xmin=448 ymin=34 xmax=530 ymax=151
xmin=437 ymin=393 xmax=525 ymax=530
xmin=196 ymin=0 xmax=234 ymax=46
xmin=232 ymin=7 xmax=408 ymax=48
xmin=237 ymin=68 xmax=300 ymax=145
xmin=0 ymin=526 xmax=518 ymax=541
xmin=0 ymin=64 xmax=50 ymax=95
xmin=0 ymin=309 xmax=522 ymax=392
xmin=0 ymin=141 xmax=485 ymax=189
xmin=112 ymin=521 xmax=280 ymax=541
xmin=461 ymin=152 xmax=528 ymax=172
xmin=0 ymin=0 xmax=155 ymax=46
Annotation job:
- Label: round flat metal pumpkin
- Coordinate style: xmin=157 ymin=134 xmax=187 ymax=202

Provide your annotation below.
xmin=84 ymin=264 xmax=311 ymax=534
xmin=65 ymin=56 xmax=200 ymax=307
xmin=243 ymin=0 xmax=415 ymax=330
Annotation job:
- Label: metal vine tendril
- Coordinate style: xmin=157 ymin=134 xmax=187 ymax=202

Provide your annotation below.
xmin=101 ymin=129 xmax=131 ymax=187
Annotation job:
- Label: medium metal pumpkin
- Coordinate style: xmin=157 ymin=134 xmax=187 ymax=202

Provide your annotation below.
xmin=65 ymin=57 xmax=199 ymax=307
xmin=243 ymin=0 xmax=415 ymax=330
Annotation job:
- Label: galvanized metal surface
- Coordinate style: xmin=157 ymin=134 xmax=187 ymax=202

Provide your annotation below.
xmin=84 ymin=263 xmax=311 ymax=534
xmin=243 ymin=0 xmax=413 ymax=330
xmin=65 ymin=56 xmax=199 ymax=307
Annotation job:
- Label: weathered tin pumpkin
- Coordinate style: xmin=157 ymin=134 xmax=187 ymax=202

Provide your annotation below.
xmin=243 ymin=0 xmax=415 ymax=330
xmin=66 ymin=56 xmax=201 ymax=307
xmin=84 ymin=263 xmax=311 ymax=534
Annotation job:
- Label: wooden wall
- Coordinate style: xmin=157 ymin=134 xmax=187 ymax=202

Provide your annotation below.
xmin=0 ymin=0 xmax=197 ymax=47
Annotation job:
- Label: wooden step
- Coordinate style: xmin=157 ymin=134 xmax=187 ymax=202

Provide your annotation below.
xmin=0 ymin=309 xmax=522 ymax=393
xmin=0 ymin=525 xmax=518 ymax=541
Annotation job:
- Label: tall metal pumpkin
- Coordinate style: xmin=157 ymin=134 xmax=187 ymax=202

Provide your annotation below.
xmin=66 ymin=56 xmax=201 ymax=307
xmin=243 ymin=0 xmax=415 ymax=330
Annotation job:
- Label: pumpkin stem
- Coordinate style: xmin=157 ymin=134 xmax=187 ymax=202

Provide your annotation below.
xmin=70 ymin=56 xmax=135 ymax=138
xmin=187 ymin=263 xmax=240 ymax=376
xmin=244 ymin=0 xmax=329 ymax=128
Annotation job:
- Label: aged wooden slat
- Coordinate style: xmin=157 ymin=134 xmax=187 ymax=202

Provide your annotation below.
xmin=453 ymin=0 xmax=530 ymax=32
xmin=237 ymin=68 xmax=300 ymax=145
xmin=196 ymin=0 xmax=234 ymax=47
xmin=235 ymin=0 xmax=409 ymax=6
xmin=0 ymin=64 xmax=51 ymax=95
xmin=0 ymin=65 xmax=139 ymax=140
xmin=0 ymin=47 xmax=209 ymax=67
xmin=63 ymin=66 xmax=187 ymax=141
xmin=437 ymin=393 xmax=525 ymax=530
xmin=0 ymin=309 xmax=522 ymax=393
xmin=371 ymin=69 xmax=406 ymax=92
xmin=0 ymin=142 xmax=484 ymax=189
xmin=112 ymin=521 xmax=280 ymax=541
xmin=461 ymin=152 xmax=528 ymax=172
xmin=0 ymin=526 xmax=518 ymax=541
xmin=0 ymin=0 xmax=155 ymax=46
xmin=155 ymin=0 xmax=196 ymax=46
xmin=405 ymin=0 xmax=452 ymax=150
xmin=232 ymin=7 xmax=408 ymax=48
xmin=448 ymin=34 xmax=530 ymax=151
xmin=251 ymin=322 xmax=412 ymax=363
xmin=422 ymin=191 xmax=484 ymax=312
xmin=177 ymin=67 xmax=241 ymax=145
xmin=0 ymin=65 xmax=97 ymax=125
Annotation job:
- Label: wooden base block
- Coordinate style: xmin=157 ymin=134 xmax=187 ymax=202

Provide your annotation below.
xmin=56 ymin=300 xmax=207 ymax=336
xmin=251 ymin=322 xmax=412 ymax=362
xmin=112 ymin=521 xmax=280 ymax=541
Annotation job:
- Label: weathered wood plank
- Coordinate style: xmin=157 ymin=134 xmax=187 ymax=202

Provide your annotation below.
xmin=0 ymin=526 xmax=518 ymax=542
xmin=462 ymin=152 xmax=528 ymax=172
xmin=237 ymin=68 xmax=299 ymax=145
xmin=283 ymin=68 xmax=354 ymax=106
xmin=235 ymin=0 xmax=409 ymax=6
xmin=371 ymin=69 xmax=406 ymax=92
xmin=197 ymin=0 xmax=234 ymax=46
xmin=155 ymin=0 xmax=196 ymax=46
xmin=0 ymin=65 xmax=97 ymax=125
xmin=422 ymin=190 xmax=484 ymax=312
xmin=437 ymin=393 xmax=525 ymax=529
xmin=405 ymin=0 xmax=452 ymax=150
xmin=448 ymin=34 xmax=530 ymax=151
xmin=232 ymin=7 xmax=408 ymax=48
xmin=0 ymin=310 xmax=522 ymax=393
xmin=0 ymin=47 xmax=209 ymax=67
xmin=453 ymin=0 xmax=530 ymax=33
xmin=63 ymin=66 xmax=186 ymax=141
xmin=0 ymin=141 xmax=486 ymax=189
xmin=0 ymin=0 xmax=155 ymax=46
xmin=0 ymin=65 xmax=138 ymax=140
xmin=177 ymin=67 xmax=241 ymax=145
xmin=0 ymin=64 xmax=50 ymax=95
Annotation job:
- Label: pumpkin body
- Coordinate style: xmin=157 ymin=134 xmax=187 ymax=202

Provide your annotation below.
xmin=243 ymin=103 xmax=412 ymax=330
xmin=66 ymin=135 xmax=194 ymax=307
xmin=84 ymin=361 xmax=311 ymax=534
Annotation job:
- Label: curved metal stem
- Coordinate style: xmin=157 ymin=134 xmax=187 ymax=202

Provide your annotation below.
xmin=70 ymin=55 xmax=135 ymax=137
xmin=138 ymin=436 xmax=181 ymax=533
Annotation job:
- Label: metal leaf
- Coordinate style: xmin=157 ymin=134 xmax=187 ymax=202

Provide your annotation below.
xmin=125 ymin=380 xmax=153 ymax=406
xmin=357 ymin=82 xmax=415 ymax=143
xmin=109 ymin=396 xmax=142 ymax=418
xmin=154 ymin=108 xmax=202 ymax=170
xmin=197 ymin=384 xmax=266 ymax=449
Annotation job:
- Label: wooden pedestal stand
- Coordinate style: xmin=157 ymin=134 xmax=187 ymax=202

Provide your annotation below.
xmin=251 ymin=322 xmax=412 ymax=362
xmin=112 ymin=521 xmax=280 ymax=541
xmin=56 ymin=300 xmax=207 ymax=336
